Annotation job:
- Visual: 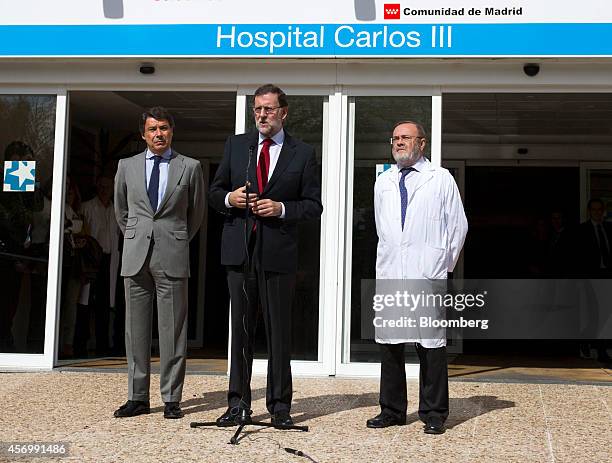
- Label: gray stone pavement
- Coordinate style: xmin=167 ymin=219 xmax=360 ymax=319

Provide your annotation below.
xmin=0 ymin=371 xmax=610 ymax=462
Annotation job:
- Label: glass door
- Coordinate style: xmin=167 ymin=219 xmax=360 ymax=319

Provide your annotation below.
xmin=580 ymin=163 xmax=612 ymax=222
xmin=0 ymin=91 xmax=68 ymax=369
xmin=337 ymin=92 xmax=441 ymax=377
xmin=235 ymin=88 xmax=335 ymax=377
xmin=441 ymin=160 xmax=465 ymax=354
xmin=58 ymin=91 xmax=236 ymax=365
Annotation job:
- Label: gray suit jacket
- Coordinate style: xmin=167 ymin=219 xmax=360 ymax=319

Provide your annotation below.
xmin=114 ymin=150 xmax=205 ymax=278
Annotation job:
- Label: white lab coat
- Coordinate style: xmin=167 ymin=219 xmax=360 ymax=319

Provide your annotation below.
xmin=374 ymin=156 xmax=468 ymax=347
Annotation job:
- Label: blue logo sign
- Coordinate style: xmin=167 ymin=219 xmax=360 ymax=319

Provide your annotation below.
xmin=3 ymin=23 xmax=612 ymax=57
xmin=376 ymin=163 xmax=393 ymax=177
xmin=3 ymin=161 xmax=36 ymax=192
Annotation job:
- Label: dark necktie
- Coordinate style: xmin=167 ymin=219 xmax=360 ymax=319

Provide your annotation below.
xmin=399 ymin=167 xmax=415 ymax=230
xmin=596 ymin=223 xmax=610 ymax=267
xmin=257 ymin=138 xmax=273 ymax=194
xmin=148 ymin=155 xmax=162 ymax=212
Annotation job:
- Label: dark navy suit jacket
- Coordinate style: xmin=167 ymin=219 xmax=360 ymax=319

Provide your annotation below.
xmin=209 ymin=130 xmax=323 ymax=274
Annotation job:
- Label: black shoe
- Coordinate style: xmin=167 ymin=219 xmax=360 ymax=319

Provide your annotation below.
xmin=423 ymin=420 xmax=445 ymax=435
xmin=216 ymin=407 xmax=252 ymax=427
xmin=114 ymin=400 xmax=150 ymax=418
xmin=164 ymin=402 xmax=184 ymax=419
xmin=366 ymin=412 xmax=406 ymax=428
xmin=271 ymin=410 xmax=294 ymax=427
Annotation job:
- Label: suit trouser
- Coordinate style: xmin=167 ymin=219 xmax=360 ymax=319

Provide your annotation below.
xmin=226 ymin=234 xmax=295 ymax=414
xmin=124 ymin=239 xmax=188 ymax=402
xmin=379 ymin=342 xmax=449 ymax=424
xmin=112 ymin=276 xmax=126 ymax=355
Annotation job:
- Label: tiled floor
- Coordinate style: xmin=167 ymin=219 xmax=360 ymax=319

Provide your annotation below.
xmin=0 ymin=372 xmax=610 ymax=462
xmin=57 ymin=354 xmax=612 ymax=384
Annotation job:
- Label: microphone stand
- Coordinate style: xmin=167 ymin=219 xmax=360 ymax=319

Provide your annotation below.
xmin=190 ymin=144 xmax=308 ymax=444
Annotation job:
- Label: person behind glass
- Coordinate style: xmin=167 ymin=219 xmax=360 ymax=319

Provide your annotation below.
xmin=59 ymin=176 xmax=87 ymax=358
xmin=366 ymin=121 xmax=467 ymax=434
xmin=209 ymin=84 xmax=323 ymax=427
xmin=548 ymin=210 xmax=570 ymax=276
xmin=575 ymin=198 xmax=612 ymax=364
xmin=0 ymin=141 xmax=36 ymax=352
xmin=80 ymin=176 xmax=120 ymax=357
xmin=113 ymin=107 xmax=205 ymax=419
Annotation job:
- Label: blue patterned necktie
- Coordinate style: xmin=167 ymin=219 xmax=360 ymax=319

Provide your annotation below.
xmin=148 ymin=155 xmax=162 ymax=212
xmin=399 ymin=167 xmax=415 ymax=230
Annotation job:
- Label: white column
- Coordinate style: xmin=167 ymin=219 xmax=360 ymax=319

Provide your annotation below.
xmin=431 ymin=91 xmax=442 ymax=167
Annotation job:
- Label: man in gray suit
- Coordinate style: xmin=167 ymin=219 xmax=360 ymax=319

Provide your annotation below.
xmin=113 ymin=107 xmax=205 ymax=419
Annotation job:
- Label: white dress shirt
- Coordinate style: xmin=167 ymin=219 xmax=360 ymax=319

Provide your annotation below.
xmin=81 ymin=197 xmax=118 ymax=254
xmin=225 ymin=129 xmax=286 ymax=218
xmin=145 ymin=147 xmax=172 ymax=210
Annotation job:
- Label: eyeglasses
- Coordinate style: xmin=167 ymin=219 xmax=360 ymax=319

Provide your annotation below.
xmin=253 ymin=106 xmax=282 ymax=115
xmin=390 ymin=135 xmax=423 ymax=145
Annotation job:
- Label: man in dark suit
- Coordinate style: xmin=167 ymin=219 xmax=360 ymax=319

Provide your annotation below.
xmin=209 ymin=84 xmax=323 ymax=426
xmin=577 ymin=199 xmax=612 ymax=275
xmin=576 ymin=198 xmax=612 ymax=363
xmin=113 ymin=107 xmax=205 ymax=419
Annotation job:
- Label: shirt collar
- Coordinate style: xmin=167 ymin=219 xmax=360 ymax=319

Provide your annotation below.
xmin=146 ymin=147 xmax=172 ymax=160
xmin=397 ymin=155 xmax=427 ymax=174
xmin=411 ymin=156 xmax=427 ymax=172
xmin=259 ymin=128 xmax=285 ymax=147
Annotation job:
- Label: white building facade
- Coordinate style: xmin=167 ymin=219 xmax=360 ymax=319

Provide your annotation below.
xmin=1 ymin=0 xmax=611 ymax=376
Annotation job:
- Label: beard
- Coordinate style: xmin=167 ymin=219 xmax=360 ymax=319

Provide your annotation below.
xmin=392 ymin=144 xmax=422 ymax=168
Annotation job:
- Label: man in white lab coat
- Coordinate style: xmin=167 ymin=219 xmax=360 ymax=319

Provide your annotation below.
xmin=366 ymin=121 xmax=468 ymax=434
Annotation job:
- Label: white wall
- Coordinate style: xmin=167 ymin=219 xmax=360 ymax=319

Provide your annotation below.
xmin=2 ymin=59 xmax=612 ymax=90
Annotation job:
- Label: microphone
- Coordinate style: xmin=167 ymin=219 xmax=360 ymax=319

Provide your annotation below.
xmin=245 ymin=145 xmax=256 ymax=214
xmin=245 ymin=145 xmax=255 ymax=192
xmin=243 ymin=145 xmax=256 ymax=235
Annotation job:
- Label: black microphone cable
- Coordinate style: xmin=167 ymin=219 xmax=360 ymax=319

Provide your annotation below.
xmin=284 ymin=447 xmax=318 ymax=462
xmin=236 ymin=144 xmax=257 ymax=416
xmin=244 ymin=435 xmax=319 ymax=463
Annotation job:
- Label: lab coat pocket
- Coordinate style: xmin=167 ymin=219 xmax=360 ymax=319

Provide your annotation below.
xmin=424 ymin=215 xmax=446 ymax=251
xmin=426 ymin=195 xmax=443 ymax=220
xmin=422 ymin=245 xmax=447 ymax=280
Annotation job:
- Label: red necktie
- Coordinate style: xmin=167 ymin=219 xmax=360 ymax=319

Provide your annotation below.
xmin=257 ymin=138 xmax=273 ymax=194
